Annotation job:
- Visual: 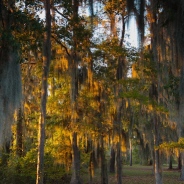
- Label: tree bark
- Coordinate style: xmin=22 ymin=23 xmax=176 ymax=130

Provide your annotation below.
xmin=0 ymin=0 xmax=22 ymax=149
xmin=168 ymin=154 xmax=173 ymax=170
xmin=116 ymin=142 xmax=122 ymax=184
xmin=179 ymin=67 xmax=184 ymax=180
xmin=16 ymin=107 xmax=23 ymax=157
xmin=180 ymin=152 xmax=184 ymax=180
xmin=178 ymin=153 xmax=182 ymax=170
xmin=69 ymin=0 xmax=82 ymax=182
xmin=36 ymin=0 xmax=51 ymax=184
xmin=100 ymin=136 xmax=108 ymax=184
xmin=70 ymin=132 xmax=81 ymax=184
xmin=153 ymin=115 xmax=163 ymax=184
xmin=109 ymin=146 xmax=115 ymax=173
xmin=129 ymin=138 xmax=132 ymax=166
xmin=154 ymin=149 xmax=162 ymax=184
xmin=89 ymin=150 xmax=95 ymax=184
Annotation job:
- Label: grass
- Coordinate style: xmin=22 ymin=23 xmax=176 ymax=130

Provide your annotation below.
xmin=81 ymin=164 xmax=184 ymax=184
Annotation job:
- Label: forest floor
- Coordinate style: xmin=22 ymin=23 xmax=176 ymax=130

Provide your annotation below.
xmin=81 ymin=165 xmax=184 ymax=184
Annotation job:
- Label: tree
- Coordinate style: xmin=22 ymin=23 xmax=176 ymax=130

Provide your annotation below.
xmin=36 ymin=0 xmax=51 ymax=183
xmin=0 ymin=0 xmax=22 ymax=152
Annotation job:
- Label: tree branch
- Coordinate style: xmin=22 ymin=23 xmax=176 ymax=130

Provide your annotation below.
xmin=51 ymin=6 xmax=70 ymax=21
xmin=51 ymin=35 xmax=70 ymax=57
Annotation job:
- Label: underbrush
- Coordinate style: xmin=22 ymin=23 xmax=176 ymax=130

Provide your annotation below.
xmin=0 ymin=150 xmax=71 ymax=184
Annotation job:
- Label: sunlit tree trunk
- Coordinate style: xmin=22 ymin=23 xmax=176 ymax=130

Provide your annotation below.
xmin=36 ymin=0 xmax=51 ymax=183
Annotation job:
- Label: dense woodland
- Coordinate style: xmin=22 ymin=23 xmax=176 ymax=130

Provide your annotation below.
xmin=0 ymin=0 xmax=184 ymax=184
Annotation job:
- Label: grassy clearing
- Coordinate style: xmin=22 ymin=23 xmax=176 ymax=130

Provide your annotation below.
xmin=122 ymin=165 xmax=182 ymax=184
xmin=81 ymin=165 xmax=184 ymax=184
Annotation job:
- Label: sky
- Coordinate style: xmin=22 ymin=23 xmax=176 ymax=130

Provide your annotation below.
xmin=36 ymin=1 xmax=139 ymax=49
xmin=126 ymin=17 xmax=138 ymax=48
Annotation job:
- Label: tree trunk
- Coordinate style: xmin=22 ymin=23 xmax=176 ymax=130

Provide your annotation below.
xmin=154 ymin=149 xmax=162 ymax=184
xmin=116 ymin=142 xmax=122 ymax=184
xmin=69 ymin=0 xmax=82 ymax=182
xmin=89 ymin=150 xmax=95 ymax=184
xmin=0 ymin=0 xmax=22 ymax=149
xmin=141 ymin=144 xmax=150 ymax=166
xmin=129 ymin=138 xmax=132 ymax=166
xmin=153 ymin=115 xmax=163 ymax=184
xmin=70 ymin=132 xmax=81 ymax=184
xmin=36 ymin=0 xmax=51 ymax=184
xmin=178 ymin=153 xmax=182 ymax=170
xmin=96 ymin=142 xmax=101 ymax=168
xmin=168 ymin=154 xmax=173 ymax=170
xmin=109 ymin=146 xmax=115 ymax=173
xmin=16 ymin=107 xmax=23 ymax=157
xmin=179 ymin=67 xmax=184 ymax=180
xmin=100 ymin=135 xmax=108 ymax=184
xmin=180 ymin=152 xmax=184 ymax=180
xmin=69 ymin=56 xmax=81 ymax=184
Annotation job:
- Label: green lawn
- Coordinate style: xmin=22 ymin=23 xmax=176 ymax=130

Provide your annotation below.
xmin=122 ymin=165 xmax=182 ymax=184
xmin=82 ymin=165 xmax=184 ymax=184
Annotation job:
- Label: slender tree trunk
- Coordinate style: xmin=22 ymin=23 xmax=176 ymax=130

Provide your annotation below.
xmin=180 ymin=152 xmax=184 ymax=180
xmin=178 ymin=153 xmax=182 ymax=170
xmin=87 ymin=140 xmax=96 ymax=184
xmin=179 ymin=67 xmax=184 ymax=180
xmin=96 ymin=142 xmax=101 ymax=168
xmin=16 ymin=107 xmax=23 ymax=157
xmin=153 ymin=115 xmax=163 ymax=184
xmin=69 ymin=0 xmax=82 ymax=182
xmin=36 ymin=0 xmax=51 ymax=184
xmin=116 ymin=142 xmax=122 ymax=184
xmin=70 ymin=132 xmax=81 ymax=184
xmin=115 ymin=100 xmax=124 ymax=184
xmin=129 ymin=138 xmax=132 ymax=166
xmin=69 ymin=60 xmax=81 ymax=184
xmin=89 ymin=150 xmax=95 ymax=184
xmin=154 ymin=149 xmax=162 ymax=184
xmin=168 ymin=154 xmax=173 ymax=170
xmin=100 ymin=136 xmax=108 ymax=184
xmin=109 ymin=146 xmax=115 ymax=173
xmin=114 ymin=15 xmax=126 ymax=182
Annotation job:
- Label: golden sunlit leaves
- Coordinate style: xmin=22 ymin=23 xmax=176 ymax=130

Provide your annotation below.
xmin=132 ymin=63 xmax=139 ymax=78
xmin=157 ymin=138 xmax=184 ymax=151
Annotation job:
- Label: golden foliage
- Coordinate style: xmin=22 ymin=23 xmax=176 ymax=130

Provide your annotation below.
xmin=132 ymin=63 xmax=139 ymax=78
